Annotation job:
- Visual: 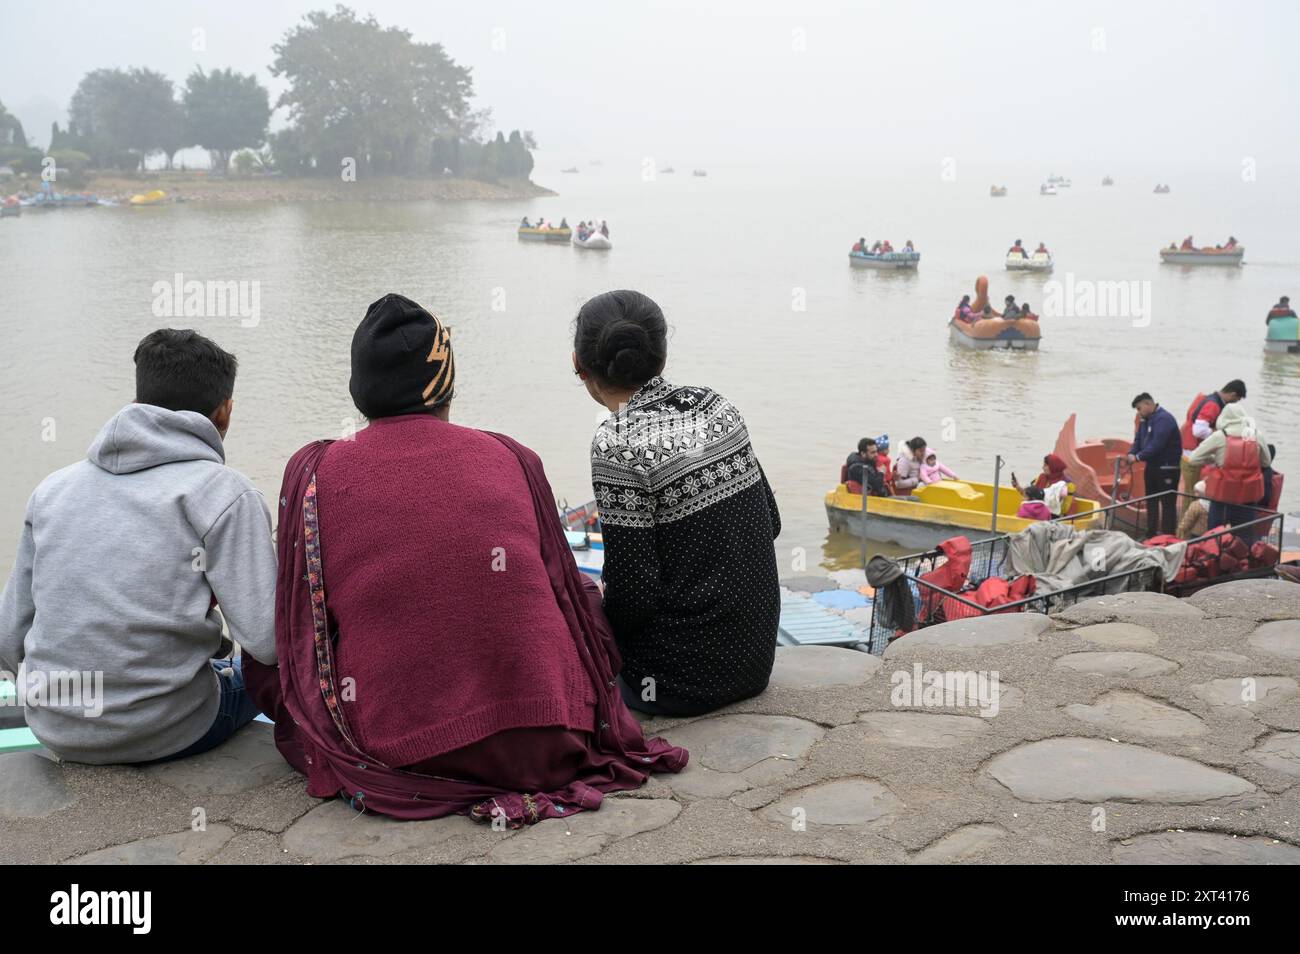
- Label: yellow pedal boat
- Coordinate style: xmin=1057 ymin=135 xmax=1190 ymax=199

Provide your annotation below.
xmin=825 ymin=479 xmax=1102 ymax=551
xmin=129 ymin=189 xmax=167 ymax=206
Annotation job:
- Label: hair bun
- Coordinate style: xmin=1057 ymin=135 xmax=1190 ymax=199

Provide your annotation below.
xmin=574 ymin=290 xmax=668 ymax=390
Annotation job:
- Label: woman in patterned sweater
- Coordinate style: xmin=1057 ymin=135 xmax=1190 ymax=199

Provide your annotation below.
xmin=572 ymin=290 xmax=781 ymax=716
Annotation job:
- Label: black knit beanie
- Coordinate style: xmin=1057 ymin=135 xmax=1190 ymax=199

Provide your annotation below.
xmin=349 ymin=293 xmax=455 ymax=418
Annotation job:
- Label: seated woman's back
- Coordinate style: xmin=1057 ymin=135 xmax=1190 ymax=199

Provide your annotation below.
xmin=316 ymin=414 xmax=595 ymax=766
xmin=574 ymin=290 xmax=781 ymax=716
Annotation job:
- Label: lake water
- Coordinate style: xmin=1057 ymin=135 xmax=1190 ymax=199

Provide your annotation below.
xmin=2 ymin=156 xmax=1298 ymax=578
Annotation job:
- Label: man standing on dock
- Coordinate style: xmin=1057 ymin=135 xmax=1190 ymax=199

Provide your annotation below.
xmin=1128 ymin=392 xmax=1183 ymax=537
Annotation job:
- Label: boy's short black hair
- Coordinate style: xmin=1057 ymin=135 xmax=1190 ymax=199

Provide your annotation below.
xmin=1223 ymin=379 xmax=1247 ymax=398
xmin=133 ymin=329 xmax=238 ymax=416
xmin=1131 ymin=392 xmax=1153 ymax=408
xmin=858 ymin=437 xmax=875 ymax=454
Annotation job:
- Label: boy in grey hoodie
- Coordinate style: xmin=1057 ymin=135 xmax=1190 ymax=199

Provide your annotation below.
xmin=0 ymin=329 xmax=278 ymax=764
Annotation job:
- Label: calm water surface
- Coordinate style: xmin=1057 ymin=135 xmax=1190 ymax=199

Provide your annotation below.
xmin=2 ymin=157 xmax=1298 ymax=577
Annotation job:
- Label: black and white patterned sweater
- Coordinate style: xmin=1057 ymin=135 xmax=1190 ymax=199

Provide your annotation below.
xmin=591 ymin=376 xmax=781 ymax=709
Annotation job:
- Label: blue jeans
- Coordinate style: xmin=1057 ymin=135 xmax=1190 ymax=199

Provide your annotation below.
xmin=148 ymin=657 xmax=262 ymax=763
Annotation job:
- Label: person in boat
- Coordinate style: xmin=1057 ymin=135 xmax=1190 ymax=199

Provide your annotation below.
xmin=574 ymin=290 xmax=781 ymax=717
xmin=1180 ymin=379 xmax=1246 ymax=516
xmin=1186 ymin=403 xmax=1274 ymax=537
xmin=954 ymin=295 xmax=976 ymax=323
xmin=847 ymin=438 xmax=889 ymax=497
xmin=0 ymin=329 xmax=278 ymax=765
xmin=852 ymin=237 xmax=866 ymax=254
xmin=559 ymin=217 xmax=569 ymax=229
xmin=1002 ymin=295 xmax=1022 ymax=319
xmin=881 ymin=240 xmax=894 ymax=253
xmin=1016 ymin=485 xmax=1052 ymax=521
xmin=1020 ymin=301 xmax=1038 ymax=321
xmin=1008 ymin=239 xmax=1028 ymax=258
xmin=1223 ymin=236 xmax=1238 ymax=250
xmin=904 ymin=240 xmax=915 ymax=252
xmin=1012 ymin=454 xmax=1071 ymax=494
xmin=919 ymin=451 xmax=958 ymax=485
xmin=870 ymin=240 xmax=883 ymax=254
xmin=1180 ymin=235 xmax=1196 ymax=251
xmin=1127 ymin=392 xmax=1183 ymax=538
xmin=521 ymin=217 xmax=532 ymax=228
xmin=1034 ymin=242 xmax=1049 ymax=256
xmin=244 ymin=294 xmax=687 ymax=824
xmin=1176 ymin=480 xmax=1210 ymax=540
xmin=874 ymin=434 xmax=894 ymax=490
xmin=600 ymin=220 xmax=609 ymax=238
xmin=893 ymin=437 xmax=928 ymax=494
xmin=1266 ymin=296 xmax=1296 ymax=323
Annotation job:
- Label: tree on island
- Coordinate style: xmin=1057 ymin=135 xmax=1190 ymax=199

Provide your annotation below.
xmin=0 ymin=99 xmax=27 ymax=148
xmin=268 ymin=5 xmax=535 ymax=181
xmin=270 ymin=5 xmax=475 ymax=176
xmin=182 ymin=67 xmax=271 ymax=174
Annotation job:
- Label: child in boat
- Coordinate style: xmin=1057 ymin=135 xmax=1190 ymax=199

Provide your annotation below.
xmin=1016 ymin=485 xmax=1052 ymax=521
xmin=574 ymin=289 xmax=781 ymax=717
xmin=0 ymin=330 xmax=278 ymax=764
xmin=919 ymin=451 xmax=958 ymax=485
xmin=1003 ymin=295 xmax=1022 ymax=319
xmin=954 ymin=295 xmax=975 ymax=323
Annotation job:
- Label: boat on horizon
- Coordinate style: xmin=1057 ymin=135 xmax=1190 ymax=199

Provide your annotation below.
xmin=990 ymin=185 xmax=1007 ymax=197
xmin=1039 ymin=183 xmax=1057 ymax=196
xmin=849 ymin=248 xmax=920 ymax=270
xmin=0 ymin=196 xmax=20 ymax=218
xmin=1102 ymin=176 xmax=1114 ymax=186
xmin=1006 ymin=250 xmax=1054 ymax=273
xmin=560 ymin=166 xmax=580 ymax=174
xmin=1154 ymin=184 xmax=1171 ymax=193
xmin=692 ymin=169 xmax=708 ymax=177
xmin=573 ymin=229 xmax=612 ymax=250
xmin=1159 ymin=244 xmax=1243 ymax=266
xmin=662 ymin=166 xmax=676 ymax=174
xmin=1046 ymin=174 xmax=1072 ymax=188
xmin=518 ymin=225 xmax=572 ymax=243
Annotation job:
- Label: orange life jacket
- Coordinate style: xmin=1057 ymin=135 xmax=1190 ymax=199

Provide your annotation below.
xmin=1202 ymin=436 xmax=1264 ymax=505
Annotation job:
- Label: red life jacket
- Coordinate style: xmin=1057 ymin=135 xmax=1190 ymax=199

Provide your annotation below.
xmin=1180 ymin=392 xmax=1221 ymax=452
xmin=1202 ymin=436 xmax=1264 ymax=505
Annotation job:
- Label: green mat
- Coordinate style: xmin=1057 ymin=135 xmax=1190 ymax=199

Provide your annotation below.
xmin=0 ymin=727 xmax=42 ymax=753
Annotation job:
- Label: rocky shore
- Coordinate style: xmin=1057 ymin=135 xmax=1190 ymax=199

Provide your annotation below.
xmin=75 ymin=172 xmax=555 ymax=204
xmin=3 ymin=578 xmax=1299 ymax=865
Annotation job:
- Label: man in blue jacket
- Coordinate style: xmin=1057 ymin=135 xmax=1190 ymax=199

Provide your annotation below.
xmin=1128 ymin=392 xmax=1183 ymax=537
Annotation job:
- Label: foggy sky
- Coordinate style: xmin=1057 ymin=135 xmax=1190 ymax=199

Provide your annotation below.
xmin=3 ymin=0 xmax=1299 ymax=169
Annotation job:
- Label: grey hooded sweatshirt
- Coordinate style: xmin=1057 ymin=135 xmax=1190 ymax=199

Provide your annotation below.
xmin=0 ymin=404 xmax=277 ymax=764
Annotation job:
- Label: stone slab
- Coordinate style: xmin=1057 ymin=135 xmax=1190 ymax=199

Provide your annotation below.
xmin=1248 ymin=620 xmax=1300 ymax=661
xmin=1053 ymin=652 xmax=1179 ymax=678
xmin=488 ymin=798 xmax=680 ymax=864
xmin=1053 ymin=592 xmax=1204 ymax=626
xmin=144 ymin=724 xmax=296 ymax=796
xmin=0 ymin=751 xmax=74 ymax=818
xmin=763 ymin=777 xmax=902 ymax=831
xmin=1113 ymin=831 xmax=1300 ymax=864
xmin=70 ymin=826 xmax=235 ymax=864
xmin=1187 ymin=579 xmax=1300 ymax=621
xmin=282 ymin=800 xmax=486 ymax=863
xmin=912 ymin=824 xmax=1007 ymax=864
xmin=768 ymin=646 xmax=882 ymax=690
xmin=855 ymin=711 xmax=991 ymax=748
xmin=986 ymin=737 xmax=1256 ymax=804
xmin=1072 ymin=622 xmax=1160 ymax=649
xmin=1064 ymin=691 xmax=1207 ymax=739
xmin=1246 ymin=732 xmax=1300 ymax=777
xmin=883 ymin=614 xmax=1052 ymax=655
xmin=1190 ymin=677 xmax=1299 ymax=712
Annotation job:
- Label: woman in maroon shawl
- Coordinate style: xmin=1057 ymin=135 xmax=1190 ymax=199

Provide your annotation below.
xmin=244 ymin=294 xmax=686 ymax=825
xmin=1012 ymin=453 xmax=1071 ymax=492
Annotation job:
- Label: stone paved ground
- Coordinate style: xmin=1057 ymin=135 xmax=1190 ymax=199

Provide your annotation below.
xmin=3 ymin=578 xmax=1300 ymax=864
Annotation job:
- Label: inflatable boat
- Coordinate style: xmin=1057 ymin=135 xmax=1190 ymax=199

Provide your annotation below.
xmin=129 ymin=190 xmax=167 ymax=206
xmin=990 ymin=185 xmax=1007 ymax=197
xmin=825 ymin=479 xmax=1101 ymax=551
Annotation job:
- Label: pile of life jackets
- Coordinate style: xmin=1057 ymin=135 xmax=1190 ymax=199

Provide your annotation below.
xmin=913 ymin=536 xmax=1037 ymax=625
xmin=1145 ymin=527 xmax=1279 ymax=586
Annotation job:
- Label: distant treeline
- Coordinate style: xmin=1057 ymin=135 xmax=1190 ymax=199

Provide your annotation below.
xmin=0 ymin=5 xmax=535 ymax=184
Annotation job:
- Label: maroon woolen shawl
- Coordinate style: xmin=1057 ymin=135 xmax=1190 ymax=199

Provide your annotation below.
xmin=244 ymin=432 xmax=687 ymax=825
